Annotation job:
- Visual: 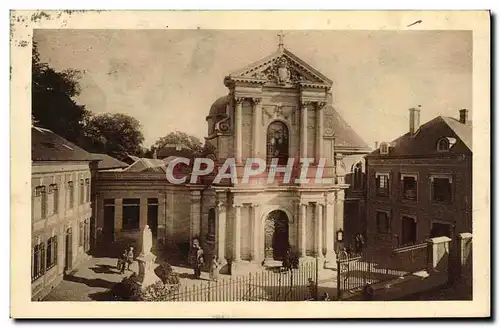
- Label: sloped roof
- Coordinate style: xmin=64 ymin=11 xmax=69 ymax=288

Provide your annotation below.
xmin=441 ymin=116 xmax=472 ymax=151
xmin=32 ymin=126 xmax=94 ymax=162
xmin=157 ymin=144 xmax=196 ymax=159
xmin=366 ymin=115 xmax=472 ymax=158
xmin=90 ymin=153 xmax=128 ymax=170
xmin=325 ymin=106 xmax=371 ymax=152
xmin=124 ymin=157 xmax=166 ymax=173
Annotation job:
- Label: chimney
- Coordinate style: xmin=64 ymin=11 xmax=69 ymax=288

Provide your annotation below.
xmin=459 ymin=108 xmax=469 ymax=124
xmin=409 ymin=105 xmax=421 ymax=135
xmin=153 ymin=149 xmax=157 ymax=160
xmin=374 ymin=141 xmax=378 ymax=149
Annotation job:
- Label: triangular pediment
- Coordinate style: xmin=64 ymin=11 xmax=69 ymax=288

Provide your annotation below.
xmin=227 ymin=49 xmax=332 ymax=88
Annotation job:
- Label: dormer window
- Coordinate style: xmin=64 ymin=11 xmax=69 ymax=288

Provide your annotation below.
xmin=380 ymin=142 xmax=389 ymax=155
xmin=437 ymin=138 xmax=449 ymax=151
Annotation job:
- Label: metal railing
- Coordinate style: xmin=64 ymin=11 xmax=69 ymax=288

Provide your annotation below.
xmin=336 ymin=251 xmax=410 ymax=300
xmin=166 ymin=261 xmax=318 ymax=301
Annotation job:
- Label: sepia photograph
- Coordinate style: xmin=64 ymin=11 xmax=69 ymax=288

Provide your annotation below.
xmin=10 ymin=10 xmax=490 ymax=318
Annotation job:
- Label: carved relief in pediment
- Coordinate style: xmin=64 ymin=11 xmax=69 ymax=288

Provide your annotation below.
xmin=246 ymin=56 xmax=322 ymax=85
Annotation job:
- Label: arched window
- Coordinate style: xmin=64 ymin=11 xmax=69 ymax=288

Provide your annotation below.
xmin=353 ymin=162 xmax=363 ymax=189
xmin=266 ymin=121 xmax=289 ymax=165
xmin=437 ymin=138 xmax=450 ymax=151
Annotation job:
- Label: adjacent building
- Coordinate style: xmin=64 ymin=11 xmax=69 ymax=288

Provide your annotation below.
xmin=364 ymin=107 xmax=472 ymax=256
xmin=31 ymin=127 xmax=96 ymax=300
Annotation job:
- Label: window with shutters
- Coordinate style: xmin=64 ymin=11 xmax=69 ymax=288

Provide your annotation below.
xmin=375 ymin=173 xmax=390 ymax=196
xmin=33 ymin=186 xmax=44 ymax=220
xmin=32 ymin=241 xmax=45 ymax=282
xmin=431 ymin=175 xmax=453 ymax=203
xmin=67 ymin=181 xmax=74 ymax=208
xmin=401 ymin=174 xmax=418 ymax=200
xmin=79 ymin=179 xmax=84 ymax=205
xmin=48 ymin=184 xmax=58 ymax=215
xmin=46 ymin=236 xmax=58 ymax=270
xmin=85 ymin=178 xmax=90 ymax=203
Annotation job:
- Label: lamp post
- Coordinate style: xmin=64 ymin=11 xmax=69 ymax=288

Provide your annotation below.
xmin=336 ymin=228 xmax=344 ymax=254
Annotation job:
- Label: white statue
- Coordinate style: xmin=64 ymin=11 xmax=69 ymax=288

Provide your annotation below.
xmin=141 ymin=225 xmax=153 ymax=256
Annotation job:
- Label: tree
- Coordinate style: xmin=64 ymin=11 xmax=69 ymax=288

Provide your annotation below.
xmin=148 ymin=131 xmax=204 ymax=157
xmin=32 ymin=42 xmax=90 ymax=143
xmin=85 ymin=113 xmax=145 ymax=161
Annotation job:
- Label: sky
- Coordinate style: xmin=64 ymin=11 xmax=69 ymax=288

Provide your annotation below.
xmin=34 ymin=29 xmax=472 ymax=148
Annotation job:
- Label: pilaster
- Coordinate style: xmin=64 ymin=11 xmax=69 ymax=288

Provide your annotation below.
xmin=215 ymin=199 xmax=227 ymax=265
xmin=252 ymin=98 xmax=262 ymax=158
xmin=298 ymin=202 xmax=307 ymax=257
xmin=235 ymin=97 xmax=244 ymax=164
xmin=232 ymin=204 xmax=242 ymax=262
xmin=300 ymin=101 xmax=308 ymax=159
xmin=251 ymin=203 xmax=261 ymax=262
xmin=316 ymin=102 xmax=325 ymax=162
xmin=315 ymin=202 xmax=324 ymax=258
xmin=324 ymin=193 xmax=337 ymax=267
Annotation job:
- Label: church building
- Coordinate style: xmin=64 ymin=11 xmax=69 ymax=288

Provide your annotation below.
xmin=94 ymin=38 xmax=370 ymax=274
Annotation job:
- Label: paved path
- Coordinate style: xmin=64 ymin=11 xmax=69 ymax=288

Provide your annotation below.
xmin=43 ymin=256 xmax=339 ymax=301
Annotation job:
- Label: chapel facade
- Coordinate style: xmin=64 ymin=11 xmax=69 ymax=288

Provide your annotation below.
xmin=93 ymin=41 xmax=370 ymax=275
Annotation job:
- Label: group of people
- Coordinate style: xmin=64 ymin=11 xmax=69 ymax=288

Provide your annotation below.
xmin=188 ymin=238 xmax=220 ymax=281
xmin=117 ymin=246 xmax=135 ymax=274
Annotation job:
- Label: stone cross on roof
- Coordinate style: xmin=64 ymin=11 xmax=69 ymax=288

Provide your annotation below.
xmin=278 ymin=30 xmax=285 ymax=50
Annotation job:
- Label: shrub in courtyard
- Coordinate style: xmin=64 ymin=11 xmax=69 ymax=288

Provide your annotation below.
xmin=141 ymin=281 xmax=178 ymax=301
xmin=155 ymin=263 xmax=180 ymax=285
xmin=110 ymin=274 xmax=142 ymax=301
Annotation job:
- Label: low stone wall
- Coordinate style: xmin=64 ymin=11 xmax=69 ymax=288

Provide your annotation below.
xmin=343 ymin=236 xmax=454 ymax=301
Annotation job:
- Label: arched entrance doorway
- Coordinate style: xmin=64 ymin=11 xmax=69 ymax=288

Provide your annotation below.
xmin=264 ymin=210 xmax=290 ymax=261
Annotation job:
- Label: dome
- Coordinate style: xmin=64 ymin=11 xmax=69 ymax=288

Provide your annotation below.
xmin=208 ymin=95 xmax=229 ymax=117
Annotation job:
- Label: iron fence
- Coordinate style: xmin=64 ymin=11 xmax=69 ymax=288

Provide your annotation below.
xmin=166 ymin=260 xmax=318 ymax=301
xmin=336 ymin=251 xmax=410 ymax=300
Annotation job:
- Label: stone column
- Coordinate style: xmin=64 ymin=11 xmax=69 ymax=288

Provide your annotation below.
xmin=251 ymin=204 xmax=261 ymax=262
xmin=252 ymin=98 xmax=262 ymax=158
xmin=114 ymin=198 xmax=123 ymax=237
xmin=335 ymin=189 xmax=345 ymax=251
xmin=233 ymin=204 xmax=242 ymax=262
xmin=316 ymin=102 xmax=325 ymax=162
xmin=140 ymin=197 xmax=148 ymax=229
xmin=324 ymin=193 xmax=336 ymax=267
xmin=190 ymin=190 xmax=202 ymax=243
xmin=235 ymin=97 xmax=244 ymax=164
xmin=215 ymin=200 xmax=227 ymax=265
xmin=298 ymin=203 xmax=307 ymax=258
xmin=315 ymin=202 xmax=324 ymax=258
xmin=300 ymin=102 xmax=308 ymax=158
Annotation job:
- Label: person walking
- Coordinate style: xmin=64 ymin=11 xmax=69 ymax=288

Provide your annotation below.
xmin=126 ymin=246 xmax=135 ymax=271
xmin=209 ymin=255 xmax=219 ymax=281
xmin=119 ymin=249 xmax=127 ymax=274
xmin=189 ymin=239 xmax=204 ymax=279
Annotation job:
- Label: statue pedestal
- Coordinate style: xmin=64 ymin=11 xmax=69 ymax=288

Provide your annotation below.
xmin=136 ymin=252 xmax=161 ymax=290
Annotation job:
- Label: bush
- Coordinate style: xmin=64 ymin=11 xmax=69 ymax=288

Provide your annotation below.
xmin=141 ymin=281 xmax=178 ymax=301
xmin=110 ymin=274 xmax=142 ymax=301
xmin=154 ymin=263 xmax=180 ymax=285
xmin=111 ymin=266 xmax=180 ymax=301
